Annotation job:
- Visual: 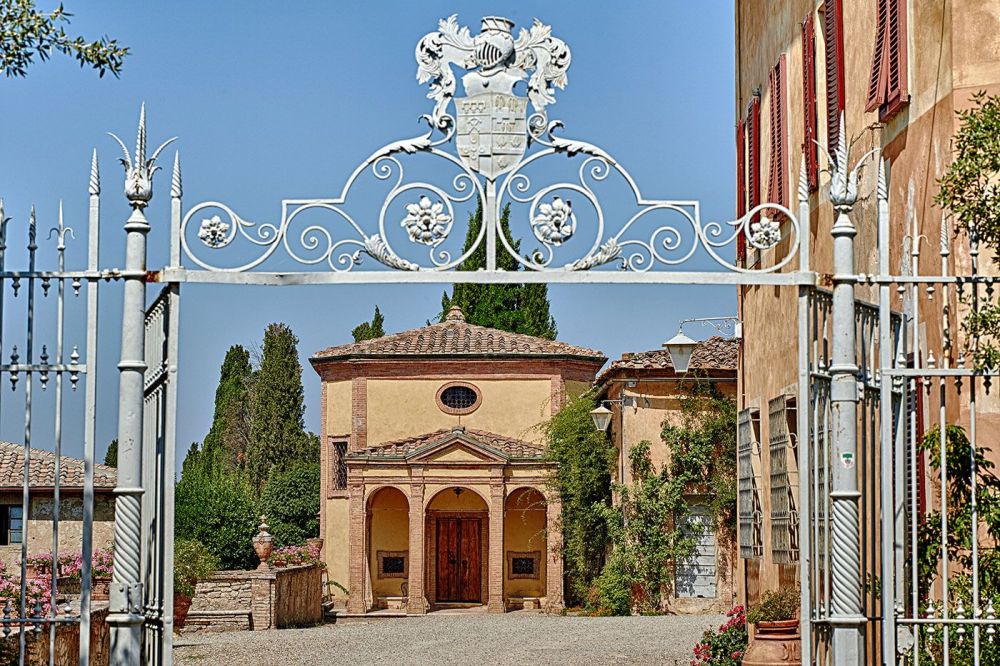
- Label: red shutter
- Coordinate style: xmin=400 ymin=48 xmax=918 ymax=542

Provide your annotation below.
xmin=886 ymin=0 xmax=908 ymax=109
xmin=747 ymin=95 xmax=761 ymax=214
xmin=736 ymin=119 xmax=747 ymax=262
xmin=801 ymin=14 xmax=819 ymax=191
xmin=767 ymin=55 xmax=788 ymax=212
xmin=823 ymin=0 xmax=845 ymax=157
xmin=865 ymin=0 xmax=890 ymax=112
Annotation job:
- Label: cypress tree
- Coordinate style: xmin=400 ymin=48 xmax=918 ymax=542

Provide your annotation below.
xmin=351 ymin=306 xmax=386 ymax=342
xmin=441 ymin=203 xmax=557 ymax=339
xmin=246 ymin=323 xmax=314 ymax=491
xmin=202 ymin=345 xmax=252 ymax=472
xmin=103 ymin=439 xmax=118 ymax=468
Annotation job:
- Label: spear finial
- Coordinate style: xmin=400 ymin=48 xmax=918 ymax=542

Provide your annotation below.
xmin=877 ymin=156 xmax=888 ymax=203
xmin=28 ymin=205 xmax=37 ymax=252
xmin=135 ymin=102 xmax=147 ymax=171
xmin=89 ymin=149 xmax=100 ymax=196
xmin=798 ymin=153 xmax=808 ymax=204
xmin=107 ymin=104 xmax=177 ymax=209
xmin=940 ymin=213 xmax=950 ymax=257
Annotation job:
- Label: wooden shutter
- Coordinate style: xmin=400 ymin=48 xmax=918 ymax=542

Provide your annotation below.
xmin=747 ymin=95 xmax=761 ymax=214
xmin=866 ymin=0 xmax=908 ymax=117
xmin=801 ymin=14 xmax=819 ymax=191
xmin=823 ymin=0 xmax=845 ymax=157
xmin=767 ymin=55 xmax=788 ymax=211
xmin=865 ymin=0 xmax=890 ymax=112
xmin=736 ymin=119 xmax=747 ymax=263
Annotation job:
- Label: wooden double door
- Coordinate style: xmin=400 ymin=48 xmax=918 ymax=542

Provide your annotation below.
xmin=435 ymin=517 xmax=482 ymax=603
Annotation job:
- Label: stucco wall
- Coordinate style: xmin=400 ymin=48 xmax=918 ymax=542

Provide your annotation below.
xmin=364 ymin=378 xmax=551 ymax=445
xmin=325 ymin=379 xmax=352 ymax=435
xmin=369 ymin=487 xmax=409 ymax=597
xmin=0 ymin=493 xmax=115 ymax=570
xmin=503 ymin=488 xmax=547 ymax=599
xmin=323 ymin=497 xmax=350 ymax=599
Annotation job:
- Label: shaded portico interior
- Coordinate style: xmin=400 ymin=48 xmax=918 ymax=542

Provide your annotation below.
xmin=345 ymin=426 xmax=563 ymax=614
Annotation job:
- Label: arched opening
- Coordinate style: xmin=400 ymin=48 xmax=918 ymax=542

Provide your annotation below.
xmin=426 ymin=487 xmax=489 ymax=606
xmin=504 ymin=488 xmax=547 ymax=608
xmin=367 ymin=486 xmax=409 ymax=610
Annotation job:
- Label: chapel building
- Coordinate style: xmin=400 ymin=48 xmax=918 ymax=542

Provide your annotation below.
xmin=310 ymin=307 xmax=606 ymax=614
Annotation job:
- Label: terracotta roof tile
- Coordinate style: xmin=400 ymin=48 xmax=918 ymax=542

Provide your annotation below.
xmin=596 ymin=336 xmax=738 ymax=385
xmin=313 ymin=307 xmax=605 ymax=362
xmin=348 ymin=427 xmax=545 ymax=460
xmin=0 ymin=442 xmax=117 ymax=489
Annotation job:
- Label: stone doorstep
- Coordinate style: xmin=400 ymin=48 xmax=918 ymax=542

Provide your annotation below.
xmin=182 ymin=609 xmax=252 ymax=634
xmin=375 ymin=596 xmax=408 ymax=611
xmin=507 ymin=597 xmax=543 ymax=611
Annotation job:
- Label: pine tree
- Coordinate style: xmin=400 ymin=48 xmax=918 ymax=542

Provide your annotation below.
xmin=202 ymin=345 xmax=252 ymax=473
xmin=246 ymin=323 xmax=315 ymax=491
xmin=440 ymin=203 xmax=557 ymax=339
xmin=103 ymin=439 xmax=118 ymax=468
xmin=351 ymin=306 xmax=386 ymax=342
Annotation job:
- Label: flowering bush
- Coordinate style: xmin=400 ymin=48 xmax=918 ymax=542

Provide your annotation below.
xmin=267 ymin=543 xmax=324 ymax=568
xmin=0 ymin=572 xmax=52 ymax=618
xmin=691 ymin=605 xmax=748 ymax=666
xmin=24 ymin=548 xmax=114 ymax=582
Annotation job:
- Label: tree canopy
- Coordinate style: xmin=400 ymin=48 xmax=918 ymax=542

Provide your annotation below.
xmin=352 ymin=305 xmax=385 ymax=342
xmin=1 ymin=1 xmax=128 ymax=78
xmin=441 ymin=203 xmax=557 ymax=339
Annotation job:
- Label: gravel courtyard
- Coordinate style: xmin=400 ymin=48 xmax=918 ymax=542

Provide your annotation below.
xmin=173 ymin=612 xmax=725 ymax=666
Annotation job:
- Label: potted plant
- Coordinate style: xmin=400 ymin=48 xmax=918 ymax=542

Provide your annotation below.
xmin=173 ymin=539 xmax=219 ymax=631
xmin=742 ymin=587 xmax=801 ymax=665
xmin=91 ymin=548 xmax=114 ymax=601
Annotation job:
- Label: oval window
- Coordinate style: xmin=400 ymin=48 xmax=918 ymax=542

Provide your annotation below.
xmin=437 ymin=382 xmax=481 ymax=415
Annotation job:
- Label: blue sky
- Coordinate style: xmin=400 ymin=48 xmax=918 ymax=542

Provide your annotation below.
xmin=0 ymin=1 xmax=736 ymax=472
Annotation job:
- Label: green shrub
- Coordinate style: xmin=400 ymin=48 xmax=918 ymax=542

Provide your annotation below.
xmin=175 ymin=463 xmax=259 ymax=570
xmin=260 ymin=461 xmax=320 ymax=548
xmin=692 ymin=605 xmax=748 ymax=665
xmin=174 ymin=539 xmax=220 ymax=598
xmin=747 ymin=587 xmax=798 ymax=624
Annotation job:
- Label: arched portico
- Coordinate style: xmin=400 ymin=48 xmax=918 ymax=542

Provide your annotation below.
xmin=366 ymin=486 xmax=409 ymax=610
xmin=425 ymin=487 xmax=490 ymax=608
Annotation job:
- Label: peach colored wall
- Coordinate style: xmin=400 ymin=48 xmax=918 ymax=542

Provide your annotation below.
xmin=323 ymin=497 xmax=350 ymax=600
xmin=503 ymin=488 xmax=547 ymax=599
xmin=368 ymin=488 xmax=409 ymax=597
xmin=324 ymin=380 xmax=351 ymax=436
xmin=735 ymin=0 xmax=1000 ymax=607
xmin=365 ymin=378 xmax=551 ymax=445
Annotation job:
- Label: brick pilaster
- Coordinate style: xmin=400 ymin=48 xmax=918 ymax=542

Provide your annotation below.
xmin=545 ymin=495 xmax=565 ymax=611
xmin=346 ymin=482 xmax=367 ymax=614
xmin=407 ymin=474 xmax=428 ymax=614
xmin=350 ymin=377 xmax=367 ymax=451
xmin=487 ymin=480 xmax=506 ymax=613
xmin=249 ymin=575 xmax=275 ymax=630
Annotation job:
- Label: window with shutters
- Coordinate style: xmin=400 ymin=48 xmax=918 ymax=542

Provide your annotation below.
xmin=768 ymin=395 xmax=799 ymax=564
xmin=738 ymin=408 xmax=764 ymax=559
xmin=745 ymin=94 xmax=761 ymax=268
xmin=865 ymin=0 xmax=908 ymax=119
xmin=821 ymin=0 xmax=845 ymax=158
xmin=801 ymin=14 xmax=819 ymax=191
xmin=766 ymin=55 xmax=788 ymax=216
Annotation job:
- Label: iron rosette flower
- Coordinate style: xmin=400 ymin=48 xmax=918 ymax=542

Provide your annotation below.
xmin=197 ymin=214 xmax=230 ymax=248
xmin=401 ymin=195 xmax=453 ymax=247
xmin=531 ymin=196 xmax=575 ymax=245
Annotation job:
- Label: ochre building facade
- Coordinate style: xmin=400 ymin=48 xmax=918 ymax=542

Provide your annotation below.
xmin=310 ymin=307 xmax=604 ymax=613
xmin=734 ymin=0 xmax=1000 ymax=607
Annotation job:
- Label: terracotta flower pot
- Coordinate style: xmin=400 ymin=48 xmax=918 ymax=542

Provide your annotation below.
xmin=91 ymin=577 xmax=112 ymax=602
xmin=742 ymin=619 xmax=801 ymax=666
xmin=173 ymin=594 xmax=193 ymax=630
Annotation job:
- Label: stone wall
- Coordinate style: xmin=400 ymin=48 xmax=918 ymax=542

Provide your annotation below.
xmin=186 ymin=565 xmax=322 ymax=633
xmin=4 ymin=606 xmax=111 ymax=666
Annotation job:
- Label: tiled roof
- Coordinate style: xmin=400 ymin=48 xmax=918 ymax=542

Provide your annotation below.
xmin=348 ymin=427 xmax=545 ymax=460
xmin=596 ymin=336 xmax=738 ymax=385
xmin=0 ymin=442 xmax=117 ymax=489
xmin=312 ymin=307 xmax=605 ymax=362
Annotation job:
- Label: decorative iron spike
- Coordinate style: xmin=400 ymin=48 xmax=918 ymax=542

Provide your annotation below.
xmin=39 ymin=345 xmax=49 ymax=390
xmin=986 ymin=599 xmax=996 ymax=643
xmin=956 ymin=599 xmax=966 ymax=641
xmin=41 ymin=277 xmax=50 ymax=297
xmin=171 ymin=150 xmax=182 ymax=199
xmin=877 ymin=156 xmax=888 ymax=203
xmin=89 ymin=148 xmax=100 ymax=196
xmin=136 ymin=102 xmax=147 ymax=171
xmin=2 ymin=599 xmax=10 ymax=637
xmin=27 ymin=205 xmax=37 ymax=252
xmin=10 ymin=277 xmax=18 ymax=298
xmin=69 ymin=345 xmax=80 ymax=390
xmin=8 ymin=345 xmax=18 ymax=391
xmin=940 ymin=214 xmax=950 ymax=257
xmin=72 ymin=277 xmax=81 ymax=296
xmin=797 ymin=154 xmax=808 ymax=204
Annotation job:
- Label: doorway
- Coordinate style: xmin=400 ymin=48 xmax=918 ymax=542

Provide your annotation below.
xmin=436 ymin=517 xmax=482 ymax=603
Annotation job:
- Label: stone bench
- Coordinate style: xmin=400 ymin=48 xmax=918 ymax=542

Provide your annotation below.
xmin=375 ymin=596 xmax=408 ymax=611
xmin=507 ymin=597 xmax=542 ymax=611
xmin=182 ymin=609 xmax=252 ymax=634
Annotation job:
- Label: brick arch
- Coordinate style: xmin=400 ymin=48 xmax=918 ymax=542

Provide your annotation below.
xmin=423 ymin=485 xmax=490 ymax=511
xmin=364 ymin=484 xmax=409 ymax=508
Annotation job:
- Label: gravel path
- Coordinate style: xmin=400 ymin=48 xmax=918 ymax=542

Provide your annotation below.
xmin=173 ymin=612 xmax=723 ymax=666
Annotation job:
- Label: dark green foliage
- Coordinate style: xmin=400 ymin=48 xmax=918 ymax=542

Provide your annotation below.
xmin=542 ymin=392 xmax=616 ymax=605
xmin=103 ymin=439 xmax=117 ymax=468
xmin=260 ymin=462 xmax=321 ymax=547
xmin=351 ymin=306 xmax=385 ymax=342
xmin=916 ymin=424 xmax=1000 ymax=665
xmin=174 ymin=539 xmax=220 ymax=598
xmin=935 ymin=92 xmax=1000 ymax=369
xmin=440 ymin=203 xmax=557 ymax=339
xmin=247 ymin=323 xmax=316 ymax=491
xmin=1 ymin=1 xmax=128 ymax=77
xmin=747 ymin=587 xmax=798 ymax=624
xmin=661 ymin=379 xmax=739 ymax=540
xmin=201 ymin=345 xmax=252 ymax=474
xmin=174 ymin=463 xmax=259 ymax=570
xmin=594 ymin=440 xmax=693 ymax=614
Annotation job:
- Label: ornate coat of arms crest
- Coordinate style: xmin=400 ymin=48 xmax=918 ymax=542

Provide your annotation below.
xmin=416 ymin=15 xmax=571 ymax=180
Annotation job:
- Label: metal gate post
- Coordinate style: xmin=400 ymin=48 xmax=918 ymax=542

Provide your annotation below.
xmin=108 ymin=105 xmax=175 ymax=664
xmin=827 ymin=116 xmax=866 ymax=665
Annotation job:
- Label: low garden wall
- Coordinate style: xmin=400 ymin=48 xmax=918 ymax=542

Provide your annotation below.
xmin=186 ymin=564 xmax=322 ymax=633
xmin=0 ymin=605 xmax=110 ymax=666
